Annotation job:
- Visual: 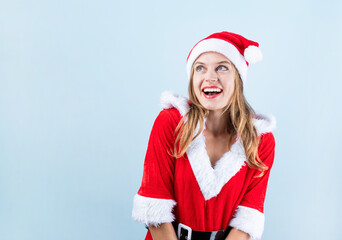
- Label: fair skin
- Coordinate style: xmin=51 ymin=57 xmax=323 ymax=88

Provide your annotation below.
xmin=192 ymin=51 xmax=237 ymax=167
xmin=149 ymin=52 xmax=249 ymax=240
xmin=149 ymin=223 xmax=249 ymax=240
xmin=149 ymin=224 xmax=178 ymax=240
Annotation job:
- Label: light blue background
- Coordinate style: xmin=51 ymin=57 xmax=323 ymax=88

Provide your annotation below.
xmin=1 ymin=0 xmax=341 ymax=239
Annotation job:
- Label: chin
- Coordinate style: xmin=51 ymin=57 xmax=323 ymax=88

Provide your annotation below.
xmin=201 ymin=104 xmax=224 ymax=111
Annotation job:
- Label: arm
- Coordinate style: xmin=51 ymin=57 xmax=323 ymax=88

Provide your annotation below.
xmin=149 ymin=224 xmax=249 ymax=240
xmin=132 ymin=110 xmax=179 ymax=231
xmin=228 ymin=133 xmax=275 ymax=240
xmin=148 ymin=223 xmax=178 ymax=240
xmin=225 ymin=228 xmax=250 ymax=240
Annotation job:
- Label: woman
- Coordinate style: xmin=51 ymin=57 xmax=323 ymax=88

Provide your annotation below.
xmin=132 ymin=31 xmax=276 ymax=240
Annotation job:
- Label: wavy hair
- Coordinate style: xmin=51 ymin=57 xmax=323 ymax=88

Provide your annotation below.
xmin=170 ymin=64 xmax=268 ymax=176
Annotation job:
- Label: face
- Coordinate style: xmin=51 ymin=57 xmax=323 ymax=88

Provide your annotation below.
xmin=192 ymin=52 xmax=235 ymax=112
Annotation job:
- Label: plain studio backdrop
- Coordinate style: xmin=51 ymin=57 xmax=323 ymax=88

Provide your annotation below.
xmin=0 ymin=0 xmax=341 ymax=239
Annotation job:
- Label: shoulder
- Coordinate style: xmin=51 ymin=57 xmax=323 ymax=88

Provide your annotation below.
xmin=252 ymin=114 xmax=276 ymax=136
xmin=160 ymin=90 xmax=191 ymax=117
xmin=159 ymin=90 xmax=276 ymax=137
xmin=151 ymin=90 xmax=190 ymax=133
xmin=153 ymin=108 xmax=182 ymax=131
xmin=152 ymin=91 xmax=186 ymax=135
xmin=259 ymin=132 xmax=276 ymax=152
xmin=257 ymin=132 xmax=276 ymax=168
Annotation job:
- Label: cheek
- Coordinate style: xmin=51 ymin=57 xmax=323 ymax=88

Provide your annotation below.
xmin=227 ymin=85 xmax=234 ymax=96
xmin=192 ymin=77 xmax=201 ymax=92
xmin=224 ymin=78 xmax=235 ymax=91
xmin=192 ymin=82 xmax=203 ymax=100
xmin=228 ymin=82 xmax=235 ymax=91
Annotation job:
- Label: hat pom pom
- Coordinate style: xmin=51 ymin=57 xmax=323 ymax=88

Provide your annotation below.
xmin=244 ymin=45 xmax=263 ymax=64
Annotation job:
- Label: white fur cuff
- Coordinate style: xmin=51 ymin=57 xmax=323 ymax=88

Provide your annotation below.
xmin=229 ymin=206 xmax=265 ymax=240
xmin=132 ymin=194 xmax=177 ymax=227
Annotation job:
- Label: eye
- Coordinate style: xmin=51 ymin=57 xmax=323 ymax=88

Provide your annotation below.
xmin=195 ymin=65 xmax=204 ymax=72
xmin=217 ymin=65 xmax=228 ymax=71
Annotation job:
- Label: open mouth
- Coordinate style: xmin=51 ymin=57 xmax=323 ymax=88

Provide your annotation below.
xmin=202 ymin=88 xmax=222 ymax=96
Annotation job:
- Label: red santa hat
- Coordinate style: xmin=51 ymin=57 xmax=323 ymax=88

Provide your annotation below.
xmin=186 ymin=31 xmax=263 ymax=84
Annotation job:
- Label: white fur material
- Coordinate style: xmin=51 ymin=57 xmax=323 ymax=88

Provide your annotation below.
xmin=160 ymin=91 xmax=276 ymax=136
xmin=229 ymin=206 xmax=265 ymax=240
xmin=160 ymin=90 xmax=190 ymax=117
xmin=253 ymin=114 xmax=277 ymax=136
xmin=186 ymin=123 xmax=247 ymax=200
xmin=186 ymin=38 xmax=248 ymax=83
xmin=244 ymin=45 xmax=263 ymax=64
xmin=132 ymin=194 xmax=177 ymax=227
xmin=160 ymin=91 xmax=276 ymax=200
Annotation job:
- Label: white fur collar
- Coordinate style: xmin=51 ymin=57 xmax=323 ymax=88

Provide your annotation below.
xmin=160 ymin=90 xmax=276 ymax=200
xmin=160 ymin=90 xmax=276 ymax=136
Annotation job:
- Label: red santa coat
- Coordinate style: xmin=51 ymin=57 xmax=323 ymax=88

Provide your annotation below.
xmin=132 ymin=91 xmax=276 ymax=240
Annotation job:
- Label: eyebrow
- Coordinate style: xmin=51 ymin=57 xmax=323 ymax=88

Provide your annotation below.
xmin=194 ymin=61 xmax=232 ymax=65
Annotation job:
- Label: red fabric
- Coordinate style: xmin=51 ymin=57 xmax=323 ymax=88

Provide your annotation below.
xmin=137 ymin=109 xmax=177 ymax=200
xmin=186 ymin=31 xmax=260 ymax=66
xmin=137 ymin=108 xmax=275 ymax=240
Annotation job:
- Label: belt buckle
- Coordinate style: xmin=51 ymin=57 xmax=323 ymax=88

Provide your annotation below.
xmin=177 ymin=223 xmax=192 ymax=240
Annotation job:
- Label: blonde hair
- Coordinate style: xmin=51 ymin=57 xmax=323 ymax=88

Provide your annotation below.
xmin=171 ymin=64 xmax=268 ymax=176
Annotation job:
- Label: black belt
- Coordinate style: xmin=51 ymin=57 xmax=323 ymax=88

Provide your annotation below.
xmin=172 ymin=222 xmax=232 ymax=240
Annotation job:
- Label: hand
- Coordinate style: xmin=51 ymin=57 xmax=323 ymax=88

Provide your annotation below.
xmin=149 ymin=223 xmax=178 ymax=240
xmin=225 ymin=228 xmax=250 ymax=240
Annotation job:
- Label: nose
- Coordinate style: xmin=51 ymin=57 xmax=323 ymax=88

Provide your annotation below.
xmin=204 ymin=68 xmax=218 ymax=82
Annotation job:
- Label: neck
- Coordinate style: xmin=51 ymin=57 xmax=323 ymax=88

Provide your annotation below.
xmin=205 ymin=109 xmax=232 ymax=136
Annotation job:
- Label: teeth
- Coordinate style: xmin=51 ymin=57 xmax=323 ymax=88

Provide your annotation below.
xmin=203 ymin=88 xmax=222 ymax=93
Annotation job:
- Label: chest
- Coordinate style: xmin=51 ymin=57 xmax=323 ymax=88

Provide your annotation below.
xmin=177 ymin=129 xmax=248 ymax=200
xmin=173 ymin=148 xmax=250 ymax=225
xmin=204 ymin=131 xmax=235 ymax=167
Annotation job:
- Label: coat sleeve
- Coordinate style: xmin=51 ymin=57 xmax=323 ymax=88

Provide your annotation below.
xmin=132 ymin=109 xmax=178 ymax=227
xmin=229 ymin=132 xmax=276 ymax=240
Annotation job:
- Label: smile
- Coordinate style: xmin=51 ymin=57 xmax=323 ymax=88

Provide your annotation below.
xmin=202 ymin=87 xmax=222 ymax=99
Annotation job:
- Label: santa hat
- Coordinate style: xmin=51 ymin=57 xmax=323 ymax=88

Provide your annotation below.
xmin=186 ymin=31 xmax=262 ymax=84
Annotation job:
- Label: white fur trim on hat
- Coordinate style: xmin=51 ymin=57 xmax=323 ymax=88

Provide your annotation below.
xmin=229 ymin=205 xmax=265 ymax=240
xmin=244 ymin=45 xmax=263 ymax=64
xmin=132 ymin=194 xmax=177 ymax=227
xmin=186 ymin=38 xmax=248 ymax=83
